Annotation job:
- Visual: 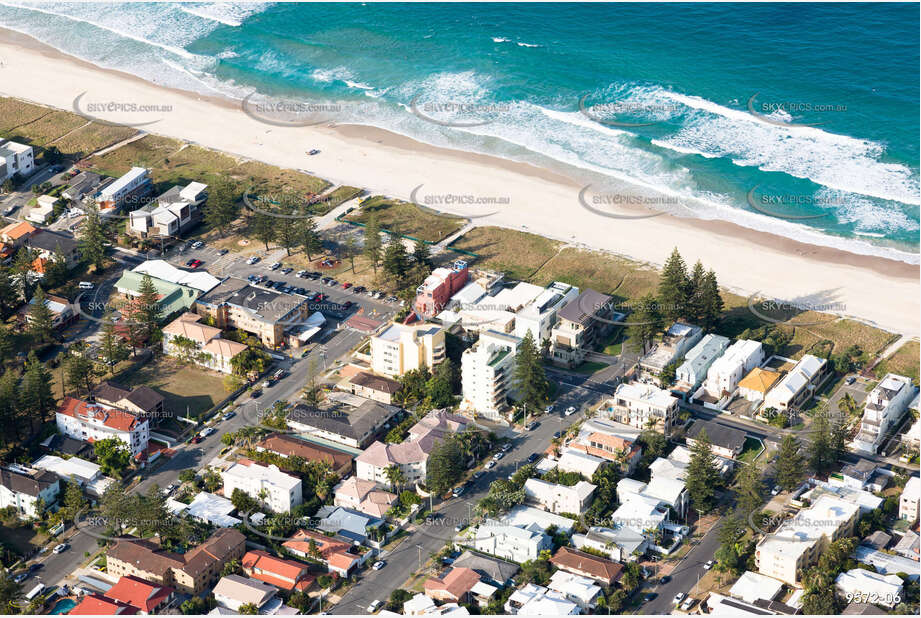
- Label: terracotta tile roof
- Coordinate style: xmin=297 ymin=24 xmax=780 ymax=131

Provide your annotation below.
xmin=57 ymin=396 xmax=144 ymax=432
xmin=283 ymin=529 xmax=358 ymax=572
xmin=738 ymin=367 xmax=782 ymax=393
xmin=256 ymin=433 xmax=353 ymax=473
xmin=70 ymin=593 xmax=137 ymax=615
xmin=550 ymin=547 xmax=624 ymax=585
xmin=203 ymin=337 xmax=247 ymax=359
xmin=424 ymin=567 xmax=482 ymax=601
xmin=242 ymin=550 xmax=312 ymax=591
xmin=0 ymin=220 xmax=36 ymax=241
xmin=162 ymin=312 xmax=221 ymax=344
xmin=104 ymin=575 xmax=173 ymax=613
xmin=107 ymin=529 xmax=244 ymax=580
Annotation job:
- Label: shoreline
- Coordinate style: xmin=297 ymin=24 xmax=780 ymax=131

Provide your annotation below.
xmin=1 ymin=27 xmax=918 ymax=337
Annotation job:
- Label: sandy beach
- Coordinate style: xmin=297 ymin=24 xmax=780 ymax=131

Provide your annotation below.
xmin=1 ymin=28 xmax=918 ymax=337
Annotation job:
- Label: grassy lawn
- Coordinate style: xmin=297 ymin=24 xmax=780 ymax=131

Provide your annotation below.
xmin=738 ymin=437 xmax=764 ymax=464
xmin=569 ymin=360 xmax=609 ymax=375
xmin=113 ymin=356 xmax=228 ymax=419
xmin=449 ymin=226 xmax=561 ymax=280
xmin=346 ymin=195 xmax=465 ymax=243
xmin=874 ymin=339 xmax=920 ymax=383
xmin=531 ymin=247 xmax=659 ymax=306
xmin=0 ymin=97 xmax=52 ymax=132
xmin=0 ymin=522 xmax=47 ymax=557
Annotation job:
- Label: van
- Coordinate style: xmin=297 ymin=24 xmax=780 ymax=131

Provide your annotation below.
xmin=78 ymin=281 xmax=94 ymax=290
xmin=25 ymin=583 xmax=45 ymax=601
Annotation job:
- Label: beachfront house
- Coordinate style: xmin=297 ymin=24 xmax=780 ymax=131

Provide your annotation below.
xmin=549 ymin=288 xmax=616 ymax=367
xmin=852 ymin=373 xmax=917 ymax=455
xmin=0 ymin=139 xmax=34 ymax=184
xmin=762 ymin=354 xmax=829 ymax=413
xmin=128 ymin=181 xmax=208 ymax=238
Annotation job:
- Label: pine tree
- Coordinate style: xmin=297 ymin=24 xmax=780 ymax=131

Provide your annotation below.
xmin=204 ymin=180 xmax=239 ymax=237
xmin=700 ymin=269 xmax=724 ymax=330
xmin=250 ymin=211 xmax=276 ymax=251
xmin=277 ymin=216 xmax=298 ymax=256
xmin=686 ymin=428 xmax=721 ymax=513
xmin=627 ymin=293 xmax=663 ymax=355
xmin=734 ymin=462 xmax=764 ymax=516
xmin=21 ymin=352 xmax=55 ymax=424
xmin=0 ymin=370 xmax=20 ymax=445
xmin=426 ymin=437 xmax=464 ymax=495
xmin=27 ymin=286 xmax=55 ymax=345
xmin=658 ymin=247 xmax=689 ymax=322
xmin=808 ymin=409 xmax=834 ymax=474
xmin=136 ymin=274 xmax=162 ymax=330
xmin=344 ymin=234 xmax=357 ymax=272
xmin=65 ymin=343 xmax=95 ymax=395
xmin=382 ymin=236 xmax=409 ymax=281
xmin=514 ymin=330 xmax=549 ymax=411
xmin=80 ymin=204 xmax=108 ymax=272
xmin=686 ymin=260 xmax=707 ymax=324
xmin=99 ymin=309 xmax=128 ymax=372
xmin=297 ymin=218 xmax=323 ymax=262
xmin=412 ymin=239 xmax=432 ymax=268
xmin=775 ymin=434 xmax=804 ymax=491
xmin=0 ymin=267 xmax=19 ymax=318
xmin=363 ymin=213 xmax=383 ymax=273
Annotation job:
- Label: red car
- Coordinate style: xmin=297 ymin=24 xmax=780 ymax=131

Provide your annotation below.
xmin=189 ymin=259 xmax=203 ymax=269
xmin=191 ymin=435 xmax=202 ymax=444
xmin=342 ymin=282 xmax=352 ymax=289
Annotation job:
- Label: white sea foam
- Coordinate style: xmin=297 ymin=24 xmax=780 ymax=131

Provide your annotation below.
xmin=491 ymin=36 xmax=510 ymax=43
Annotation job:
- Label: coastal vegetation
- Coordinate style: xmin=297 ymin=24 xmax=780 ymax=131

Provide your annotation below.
xmin=346 ymin=195 xmax=465 ymax=243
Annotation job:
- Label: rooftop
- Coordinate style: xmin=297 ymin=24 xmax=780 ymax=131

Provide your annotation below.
xmin=557 ymin=288 xmax=613 ymax=326
xmin=686 ymin=419 xmax=747 ymax=452
xmin=287 ymin=398 xmax=401 ymax=442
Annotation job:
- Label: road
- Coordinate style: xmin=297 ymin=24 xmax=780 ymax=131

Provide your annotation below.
xmin=329 ymin=381 xmax=604 ymax=615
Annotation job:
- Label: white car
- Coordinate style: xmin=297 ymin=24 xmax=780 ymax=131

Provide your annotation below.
xmin=191 ymin=241 xmax=204 ymax=249
xmin=367 ymin=600 xmax=382 ymax=613
xmin=200 ymin=427 xmax=216 ymax=437
xmin=680 ymin=597 xmax=696 ymax=611
xmin=545 ymin=405 xmax=554 ymax=413
xmin=501 ymin=442 xmax=512 ymax=452
xmin=53 ymin=543 xmax=69 ymax=554
xmin=703 ymin=560 xmax=714 ymax=570
xmin=492 ymin=452 xmax=505 ymax=461
xmin=484 ymin=460 xmax=496 ymax=470
xmin=372 ymin=560 xmax=385 ymax=571
xmin=771 ymin=485 xmax=781 ymax=496
xmin=269 ymin=262 xmax=281 ymax=270
xmin=246 ymin=256 xmax=260 ymax=265
xmin=296 ymin=270 xmax=306 ymax=278
xmin=565 ymin=406 xmax=577 ymax=416
xmin=674 ymin=592 xmax=686 ymax=605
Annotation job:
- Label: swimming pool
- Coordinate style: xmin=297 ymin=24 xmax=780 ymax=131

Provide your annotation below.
xmin=50 ymin=598 xmax=77 ymax=614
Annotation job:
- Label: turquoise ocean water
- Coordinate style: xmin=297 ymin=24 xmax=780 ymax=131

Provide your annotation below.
xmin=1 ymin=2 xmax=917 ymax=261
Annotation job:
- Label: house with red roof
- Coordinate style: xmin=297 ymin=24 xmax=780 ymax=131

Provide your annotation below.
xmin=55 ymin=396 xmax=150 ymax=457
xmin=69 ymin=593 xmax=137 ymax=615
xmin=282 ymin=529 xmax=362 ymax=577
xmin=424 ymin=566 xmax=483 ymax=604
xmin=104 ymin=575 xmax=174 ymax=614
xmin=242 ymin=549 xmax=315 ymax=592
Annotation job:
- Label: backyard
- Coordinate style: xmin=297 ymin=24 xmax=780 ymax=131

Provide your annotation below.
xmin=113 ymin=356 xmax=228 ymax=419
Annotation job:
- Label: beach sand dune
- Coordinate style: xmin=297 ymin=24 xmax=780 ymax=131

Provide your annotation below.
xmin=0 ymin=30 xmax=917 ymax=336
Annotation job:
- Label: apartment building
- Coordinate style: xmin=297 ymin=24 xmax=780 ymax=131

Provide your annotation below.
xmin=161 ymin=312 xmax=247 ymax=374
xmin=605 ymin=381 xmax=679 ymax=433
xmin=523 ymin=478 xmax=596 ymax=515
xmin=106 ymin=528 xmax=246 ymax=595
xmin=460 ymin=330 xmax=521 ymax=421
xmin=0 ymin=139 xmax=34 ymax=183
xmin=675 ymin=333 xmax=730 ymax=392
xmin=899 ymin=476 xmax=920 ymax=523
xmin=56 ymin=396 xmax=150 ymax=457
xmin=356 ymin=409 xmax=468 ymax=484
xmin=762 ymin=354 xmax=828 ymax=413
xmin=852 ymin=373 xmax=917 ymax=455
xmin=640 ymin=321 xmax=704 ymax=376
xmin=97 ymin=167 xmax=152 ymax=211
xmin=513 ymin=281 xmax=580 ymax=344
xmin=286 ymin=397 xmax=402 ymax=449
xmin=469 ymin=520 xmax=552 ymax=563
xmin=33 ymin=455 xmax=114 ymax=497
xmin=194 ymin=276 xmax=311 ymax=348
xmin=414 ymin=260 xmax=469 ymax=319
xmin=755 ymin=494 xmax=859 ymax=585
xmin=128 ymin=181 xmax=208 ymax=238
xmin=370 ymin=322 xmax=446 ymax=377
xmin=221 ymin=460 xmax=303 ymax=513
xmin=550 ymin=288 xmax=615 ymax=367
xmin=617 ymin=472 xmax=689 ymax=520
xmin=0 ymin=464 xmax=60 ymax=519
xmin=332 ymin=477 xmax=397 ymax=518
xmin=104 ymin=575 xmax=175 ymax=614
xmin=702 ymin=339 xmax=764 ymax=399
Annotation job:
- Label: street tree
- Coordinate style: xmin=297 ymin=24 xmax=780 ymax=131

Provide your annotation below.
xmin=685 ymin=428 xmax=721 ymax=513
xmin=514 ymin=330 xmax=549 ymax=412
xmin=363 ymin=213 xmax=383 ymax=273
xmin=27 ymin=285 xmax=55 ymax=345
xmin=204 ymin=179 xmax=239 ymax=237
xmin=775 ymin=434 xmax=805 ymax=491
xmin=80 ymin=203 xmax=108 ymax=272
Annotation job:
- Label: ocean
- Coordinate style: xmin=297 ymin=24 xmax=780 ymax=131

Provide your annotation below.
xmin=1 ymin=2 xmax=918 ymax=262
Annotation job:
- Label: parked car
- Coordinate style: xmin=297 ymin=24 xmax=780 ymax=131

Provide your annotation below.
xmin=191 ymin=241 xmax=204 ymax=249
xmin=296 ymin=270 xmax=307 ymax=278
xmin=246 ymin=256 xmax=260 ymax=265
xmin=454 ymin=523 xmax=466 ymax=533
xmin=703 ymin=560 xmax=714 ymax=570
xmin=545 ymin=405 xmax=554 ymax=413
xmin=191 ymin=435 xmax=203 ymax=444
xmin=223 ymin=411 xmax=236 ymax=421
xmin=845 ymin=376 xmax=856 ymax=385
xmin=771 ymin=485 xmax=781 ymax=496
xmin=527 ymin=453 xmax=540 ymax=463
xmin=367 ymin=600 xmax=382 ymax=613
xmin=485 ymin=460 xmax=496 ymax=470
xmin=270 ymin=262 xmax=281 ymax=270
xmin=308 ymin=149 xmax=320 ymax=155
xmin=526 ymin=421 xmax=539 ymax=431
xmin=353 ymin=286 xmax=366 ymax=293
xmin=53 ymin=543 xmax=69 ymax=554
xmin=680 ymin=597 xmax=697 ymax=612
xmin=452 ymin=485 xmax=465 ymax=497
xmin=189 ymin=259 xmax=202 ymax=269
xmin=342 ymin=282 xmax=352 ymax=289
xmin=565 ymin=406 xmax=577 ymax=416
xmin=186 ymin=259 xmax=196 ymax=266
xmin=251 ymin=388 xmax=263 ymax=398
xmin=553 ymin=431 xmax=563 ymax=439
xmin=492 ymin=452 xmax=505 ymax=461
xmin=501 ymin=442 xmax=512 ymax=452
xmin=281 ymin=267 xmax=294 ymax=274
xmin=218 ymin=248 xmax=229 ymax=255
xmin=12 ymin=573 xmax=28 ymax=584
xmin=473 ymin=470 xmax=484 ymax=479
xmin=673 ymin=593 xmax=686 ymax=605
xmin=372 ymin=560 xmax=385 ymax=571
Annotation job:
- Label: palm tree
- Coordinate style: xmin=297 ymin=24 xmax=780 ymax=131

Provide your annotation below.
xmin=384 ymin=465 xmax=406 ymax=493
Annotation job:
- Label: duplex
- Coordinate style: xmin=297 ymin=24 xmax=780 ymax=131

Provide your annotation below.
xmin=128 ymin=181 xmax=208 ymax=238
xmin=762 ymin=354 xmax=829 ymax=413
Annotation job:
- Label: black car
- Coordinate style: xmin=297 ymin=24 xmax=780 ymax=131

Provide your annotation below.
xmin=295 ymin=287 xmax=306 ymax=295
xmin=527 ymin=453 xmax=540 ymax=463
xmin=218 ymin=248 xmax=229 ymax=255
xmin=353 ymin=286 xmax=366 ymax=294
xmin=659 ymin=575 xmax=671 ymax=585
xmin=643 ymin=593 xmax=658 ymax=603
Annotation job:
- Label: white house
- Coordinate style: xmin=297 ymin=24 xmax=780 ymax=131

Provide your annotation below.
xmin=572 ymin=526 xmax=647 ymax=563
xmin=460 ymin=330 xmax=521 ymax=420
xmin=0 ymin=139 xmax=34 ymax=183
xmin=504 ymin=583 xmax=579 ymax=615
xmin=639 ymin=322 xmax=704 ymax=375
xmin=604 ymin=382 xmax=678 ymax=433
xmin=617 ymin=474 xmax=688 ymax=520
xmin=547 ymin=570 xmax=601 ymax=610
xmin=762 ymin=354 xmax=828 ymax=412
xmin=675 ymin=334 xmax=730 ymax=392
xmin=899 ymin=476 xmax=920 ymax=523
xmin=0 ymin=464 xmax=60 ymax=519
xmin=221 ymin=460 xmax=302 ymax=513
xmin=852 ymin=374 xmax=917 ymax=455
xmin=56 ymin=397 xmax=150 ymax=458
xmin=468 ymin=520 xmax=551 ymax=563
xmin=32 ymin=455 xmax=115 ymax=497
xmin=556 ymin=448 xmax=607 ymax=479
xmin=513 ymin=282 xmax=580 ymax=344
xmin=97 ymin=167 xmax=152 ymax=211
xmin=702 ymin=339 xmax=764 ymax=399
xmin=728 ymin=571 xmax=784 ymax=605
xmin=212 ymin=574 xmax=278 ymax=612
xmin=128 ymin=181 xmax=208 ymax=238
xmin=523 ymin=478 xmax=596 ymax=515
xmin=835 ymin=569 xmax=904 ymax=608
